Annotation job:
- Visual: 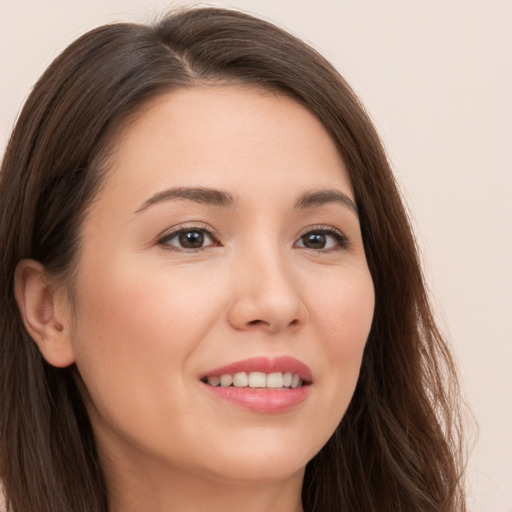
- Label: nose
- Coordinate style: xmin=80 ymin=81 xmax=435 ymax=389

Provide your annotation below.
xmin=227 ymin=249 xmax=309 ymax=333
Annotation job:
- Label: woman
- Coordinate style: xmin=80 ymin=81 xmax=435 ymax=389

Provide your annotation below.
xmin=0 ymin=7 xmax=465 ymax=512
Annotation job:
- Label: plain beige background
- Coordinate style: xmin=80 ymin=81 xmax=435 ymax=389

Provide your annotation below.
xmin=1 ymin=1 xmax=511 ymax=511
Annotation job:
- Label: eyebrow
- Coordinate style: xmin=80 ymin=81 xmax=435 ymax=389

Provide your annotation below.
xmin=134 ymin=187 xmax=236 ymax=213
xmin=134 ymin=186 xmax=358 ymax=216
xmin=294 ymin=189 xmax=358 ymax=216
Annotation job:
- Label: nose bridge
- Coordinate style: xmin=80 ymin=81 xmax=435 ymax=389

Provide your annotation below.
xmin=227 ymin=237 xmax=308 ymax=332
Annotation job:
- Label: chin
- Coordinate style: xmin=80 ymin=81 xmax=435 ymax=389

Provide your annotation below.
xmin=205 ymin=455 xmax=308 ymax=485
xmin=190 ymin=429 xmax=324 ymax=484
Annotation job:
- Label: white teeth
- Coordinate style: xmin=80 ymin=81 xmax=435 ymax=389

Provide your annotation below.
xmin=220 ymin=374 xmax=233 ymax=387
xmin=207 ymin=376 xmax=220 ymax=386
xmin=205 ymin=371 xmax=304 ymax=389
xmin=248 ymin=372 xmax=266 ymax=388
xmin=266 ymin=372 xmax=284 ymax=388
xmin=233 ymin=372 xmax=249 ymax=387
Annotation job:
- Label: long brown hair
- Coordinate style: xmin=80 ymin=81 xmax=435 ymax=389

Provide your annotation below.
xmin=0 ymin=7 xmax=465 ymax=511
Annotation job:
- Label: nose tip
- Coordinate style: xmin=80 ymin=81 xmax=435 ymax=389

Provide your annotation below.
xmin=227 ymin=265 xmax=309 ymax=333
xmin=243 ymin=308 xmax=306 ymax=332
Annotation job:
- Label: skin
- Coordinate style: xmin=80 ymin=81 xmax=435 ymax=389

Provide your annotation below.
xmin=16 ymin=86 xmax=375 ymax=512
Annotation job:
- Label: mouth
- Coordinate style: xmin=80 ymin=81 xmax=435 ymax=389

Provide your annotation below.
xmin=201 ymin=371 xmax=307 ymax=389
xmin=200 ymin=356 xmax=312 ymax=413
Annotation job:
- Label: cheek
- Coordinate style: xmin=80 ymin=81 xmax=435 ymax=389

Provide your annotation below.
xmin=73 ymin=256 xmax=221 ymax=351
xmin=314 ymin=267 xmax=374 ymax=349
xmin=311 ymin=269 xmax=374 ymax=412
xmin=68 ymin=259 xmax=223 ymax=420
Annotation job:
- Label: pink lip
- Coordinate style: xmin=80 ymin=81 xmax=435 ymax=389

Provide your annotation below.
xmin=200 ymin=356 xmax=312 ymax=414
xmin=201 ymin=355 xmax=312 ymax=382
xmin=203 ymin=385 xmax=311 ymax=413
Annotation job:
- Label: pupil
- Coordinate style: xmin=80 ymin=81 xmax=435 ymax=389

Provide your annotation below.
xmin=304 ymin=233 xmax=326 ymax=249
xmin=179 ymin=230 xmax=204 ymax=248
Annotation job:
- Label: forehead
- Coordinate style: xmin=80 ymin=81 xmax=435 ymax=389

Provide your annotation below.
xmin=96 ymin=85 xmax=352 ymax=213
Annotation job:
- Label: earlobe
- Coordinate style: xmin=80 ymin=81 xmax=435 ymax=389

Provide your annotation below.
xmin=14 ymin=259 xmax=76 ymax=368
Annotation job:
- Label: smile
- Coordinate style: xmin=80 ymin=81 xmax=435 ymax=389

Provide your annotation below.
xmin=200 ymin=356 xmax=312 ymax=413
xmin=203 ymin=371 xmax=304 ymax=389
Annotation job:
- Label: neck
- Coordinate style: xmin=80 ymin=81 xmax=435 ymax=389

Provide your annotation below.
xmin=104 ymin=450 xmax=305 ymax=512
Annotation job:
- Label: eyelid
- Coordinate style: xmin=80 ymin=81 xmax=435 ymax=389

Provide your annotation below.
xmin=155 ymin=222 xmax=349 ymax=252
xmin=294 ymin=225 xmax=350 ymax=251
xmin=156 ymin=222 xmax=221 ymax=251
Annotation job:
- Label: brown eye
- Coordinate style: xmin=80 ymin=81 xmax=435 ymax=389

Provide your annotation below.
xmin=301 ymin=232 xmax=327 ymax=249
xmin=159 ymin=228 xmax=217 ymax=251
xmin=179 ymin=230 xmax=206 ymax=248
xmin=295 ymin=228 xmax=347 ymax=251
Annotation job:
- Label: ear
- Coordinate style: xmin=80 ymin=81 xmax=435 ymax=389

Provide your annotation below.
xmin=14 ymin=259 xmax=76 ymax=368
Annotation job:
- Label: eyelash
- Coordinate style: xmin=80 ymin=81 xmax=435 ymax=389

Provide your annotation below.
xmin=157 ymin=223 xmax=221 ymax=252
xmin=157 ymin=224 xmax=349 ymax=253
xmin=295 ymin=226 xmax=349 ymax=252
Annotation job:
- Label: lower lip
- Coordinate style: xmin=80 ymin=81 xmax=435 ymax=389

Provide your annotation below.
xmin=203 ymin=383 xmax=311 ymax=413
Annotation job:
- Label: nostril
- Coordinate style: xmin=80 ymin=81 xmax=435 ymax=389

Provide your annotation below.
xmin=246 ymin=318 xmax=300 ymax=332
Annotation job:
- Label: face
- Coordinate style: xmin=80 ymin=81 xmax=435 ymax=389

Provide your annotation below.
xmin=68 ymin=86 xmax=374 ymax=487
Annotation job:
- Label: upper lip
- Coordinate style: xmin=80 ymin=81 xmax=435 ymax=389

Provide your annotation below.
xmin=201 ymin=355 xmax=313 ymax=383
